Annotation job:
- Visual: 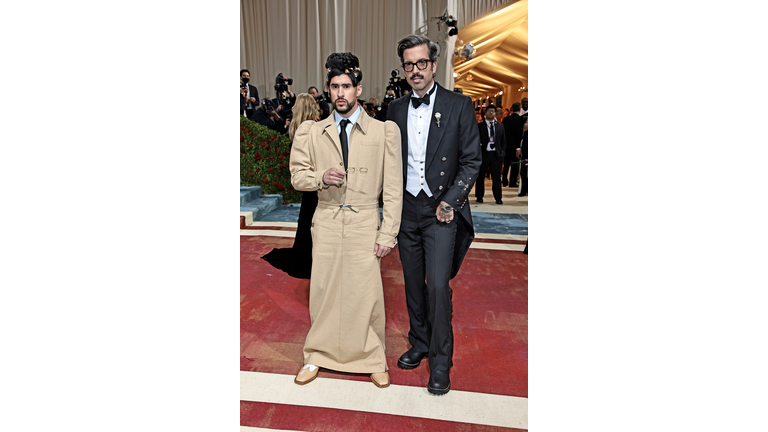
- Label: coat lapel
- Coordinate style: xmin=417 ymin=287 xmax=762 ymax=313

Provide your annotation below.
xmin=425 ymin=84 xmax=451 ymax=170
xmin=397 ymin=100 xmax=409 ymax=183
xmin=321 ymin=113 xmax=342 ymax=163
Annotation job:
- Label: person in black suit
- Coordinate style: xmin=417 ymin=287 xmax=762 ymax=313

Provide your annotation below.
xmin=517 ymin=123 xmax=528 ymax=196
xmin=501 ymin=102 xmax=525 ymax=188
xmin=240 ymin=69 xmax=260 ymax=119
xmin=387 ymin=34 xmax=481 ymax=396
xmin=475 ymin=105 xmax=506 ymax=205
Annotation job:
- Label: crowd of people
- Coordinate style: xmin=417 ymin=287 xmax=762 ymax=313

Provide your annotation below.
xmin=242 ymin=68 xmax=528 ymax=200
xmin=474 ymin=97 xmax=528 ymax=199
xmin=244 ymin=34 xmax=528 ymax=397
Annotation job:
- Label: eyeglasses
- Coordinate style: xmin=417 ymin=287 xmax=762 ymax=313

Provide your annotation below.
xmin=402 ymin=59 xmax=431 ymax=72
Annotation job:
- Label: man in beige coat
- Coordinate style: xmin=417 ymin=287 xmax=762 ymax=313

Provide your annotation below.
xmin=289 ymin=52 xmax=403 ymax=388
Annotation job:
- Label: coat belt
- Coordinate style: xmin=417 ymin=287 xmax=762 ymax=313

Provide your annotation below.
xmin=317 ymin=201 xmax=379 ymax=216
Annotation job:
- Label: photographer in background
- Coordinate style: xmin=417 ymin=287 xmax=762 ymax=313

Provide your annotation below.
xmin=275 ymin=73 xmax=297 ymax=122
xmin=252 ymin=98 xmax=289 ymax=134
xmin=363 ymin=101 xmax=376 ymax=118
xmin=308 ymin=86 xmax=330 ymax=120
xmin=240 ymin=69 xmax=259 ymax=119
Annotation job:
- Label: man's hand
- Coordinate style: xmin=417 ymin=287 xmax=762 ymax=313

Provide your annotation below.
xmin=374 ymin=243 xmax=391 ymax=258
xmin=436 ymin=201 xmax=454 ymax=223
xmin=322 ymin=167 xmax=346 ymax=186
xmin=516 ymin=149 xmax=522 ymax=159
xmin=249 ymin=97 xmax=256 ymax=103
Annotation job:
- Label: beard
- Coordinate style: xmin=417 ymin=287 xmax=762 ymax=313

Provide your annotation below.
xmin=333 ymin=98 xmax=355 ymax=115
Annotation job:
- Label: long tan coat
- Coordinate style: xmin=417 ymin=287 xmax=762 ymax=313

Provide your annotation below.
xmin=289 ymin=109 xmax=402 ymax=373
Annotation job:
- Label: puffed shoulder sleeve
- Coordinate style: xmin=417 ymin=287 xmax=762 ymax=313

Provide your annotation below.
xmin=376 ymin=120 xmax=403 ymax=247
xmin=289 ymin=120 xmax=325 ymax=191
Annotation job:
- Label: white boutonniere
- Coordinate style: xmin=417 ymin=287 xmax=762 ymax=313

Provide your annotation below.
xmin=435 ymin=112 xmax=441 ymax=127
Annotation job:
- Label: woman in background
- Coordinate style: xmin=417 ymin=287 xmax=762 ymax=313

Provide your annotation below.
xmin=261 ymin=93 xmax=320 ymax=278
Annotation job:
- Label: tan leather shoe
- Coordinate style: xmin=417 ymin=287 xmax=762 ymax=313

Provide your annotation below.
xmin=294 ymin=364 xmax=319 ymax=385
xmin=370 ymin=372 xmax=390 ymax=388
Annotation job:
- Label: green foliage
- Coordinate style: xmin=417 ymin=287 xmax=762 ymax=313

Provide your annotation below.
xmin=240 ymin=116 xmax=301 ymax=204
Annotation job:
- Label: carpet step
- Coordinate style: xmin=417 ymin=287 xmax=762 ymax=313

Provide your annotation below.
xmin=240 ymin=186 xmax=263 ymax=206
xmin=241 ymin=194 xmax=282 ymax=221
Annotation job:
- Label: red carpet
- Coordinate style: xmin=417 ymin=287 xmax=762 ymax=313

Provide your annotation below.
xmin=241 ymin=234 xmax=528 ymax=398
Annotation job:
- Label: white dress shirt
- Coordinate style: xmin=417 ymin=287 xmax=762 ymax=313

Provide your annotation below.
xmin=485 ymin=120 xmax=497 ymax=151
xmin=405 ymin=82 xmax=437 ymax=198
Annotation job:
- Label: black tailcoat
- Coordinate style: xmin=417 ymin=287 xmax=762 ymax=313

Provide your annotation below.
xmin=387 ymin=83 xmax=481 ymax=279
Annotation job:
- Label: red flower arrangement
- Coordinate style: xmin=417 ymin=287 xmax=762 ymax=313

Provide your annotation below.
xmin=263 ymin=178 xmax=269 ymax=183
xmin=273 ymin=181 xmax=278 ymax=186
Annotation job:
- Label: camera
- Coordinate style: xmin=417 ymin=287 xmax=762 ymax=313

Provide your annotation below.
xmin=314 ymin=91 xmax=330 ymax=103
xmin=274 ymin=73 xmax=295 ymax=120
xmin=381 ymin=92 xmax=395 ymax=108
xmin=261 ymin=98 xmax=275 ymax=112
xmin=274 ymin=72 xmax=293 ymax=92
xmin=388 ymin=70 xmax=403 ymax=98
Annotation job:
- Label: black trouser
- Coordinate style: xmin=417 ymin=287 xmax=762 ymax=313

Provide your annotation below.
xmin=475 ymin=150 xmax=502 ymax=202
xmin=502 ymin=153 xmax=519 ymax=185
xmin=518 ymin=154 xmax=528 ymax=195
xmin=398 ymin=190 xmax=457 ymax=372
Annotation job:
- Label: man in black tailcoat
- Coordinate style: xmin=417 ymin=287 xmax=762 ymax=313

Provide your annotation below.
xmin=387 ymin=34 xmax=481 ymax=396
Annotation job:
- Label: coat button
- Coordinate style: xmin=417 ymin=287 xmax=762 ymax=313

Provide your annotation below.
xmin=339 ymin=162 xmax=343 ymax=166
xmin=439 ymin=185 xmax=443 ymax=190
xmin=442 ymin=157 xmax=446 ymax=161
xmin=440 ymin=172 xmax=444 ymax=176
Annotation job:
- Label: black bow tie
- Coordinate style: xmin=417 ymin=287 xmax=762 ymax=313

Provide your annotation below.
xmin=411 ymin=95 xmax=430 ymax=109
xmin=411 ymin=85 xmax=436 ymax=109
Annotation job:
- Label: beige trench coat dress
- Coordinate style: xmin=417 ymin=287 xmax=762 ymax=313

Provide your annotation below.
xmin=289 ymin=110 xmax=403 ymax=373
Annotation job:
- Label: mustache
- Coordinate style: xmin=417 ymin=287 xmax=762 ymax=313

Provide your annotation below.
xmin=411 ymin=73 xmax=424 ymax=80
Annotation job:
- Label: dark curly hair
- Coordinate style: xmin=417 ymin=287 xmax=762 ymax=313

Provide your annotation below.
xmin=325 ymin=52 xmax=363 ymax=87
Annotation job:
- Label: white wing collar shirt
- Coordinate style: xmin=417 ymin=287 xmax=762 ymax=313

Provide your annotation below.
xmin=405 ymin=82 xmax=437 ymax=197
